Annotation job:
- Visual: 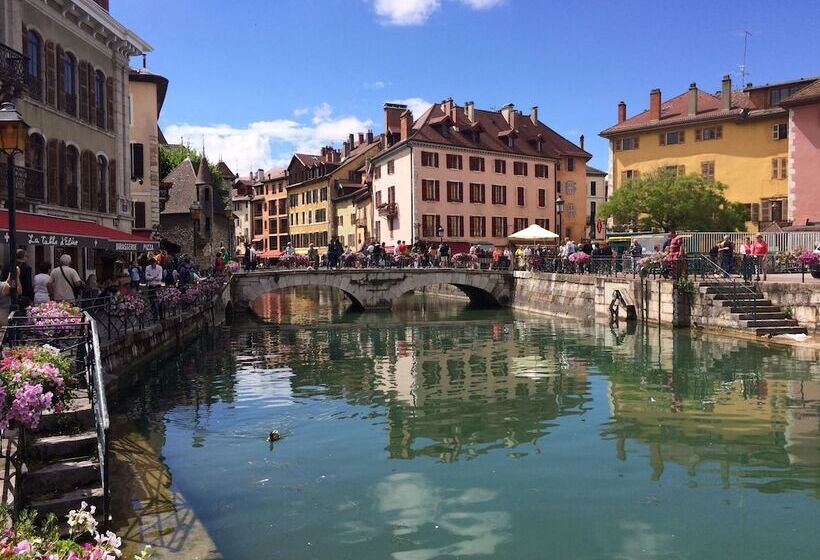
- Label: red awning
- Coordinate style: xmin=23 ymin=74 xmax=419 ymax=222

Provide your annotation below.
xmin=0 ymin=209 xmax=158 ymax=251
xmin=258 ymin=250 xmax=283 ymax=258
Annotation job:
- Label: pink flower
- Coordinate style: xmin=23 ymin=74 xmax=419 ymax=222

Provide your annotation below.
xmin=13 ymin=539 xmax=31 ymax=554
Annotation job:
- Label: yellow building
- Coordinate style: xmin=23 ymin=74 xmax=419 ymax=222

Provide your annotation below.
xmin=335 ymin=186 xmax=372 ymax=249
xmin=600 ymin=76 xmax=816 ymax=229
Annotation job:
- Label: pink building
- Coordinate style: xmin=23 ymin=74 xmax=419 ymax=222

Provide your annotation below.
xmin=370 ymin=99 xmax=590 ymax=251
xmin=783 ymin=80 xmax=820 ymax=227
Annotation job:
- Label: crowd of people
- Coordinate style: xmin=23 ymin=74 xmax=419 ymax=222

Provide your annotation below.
xmin=708 ymin=234 xmax=770 ymax=282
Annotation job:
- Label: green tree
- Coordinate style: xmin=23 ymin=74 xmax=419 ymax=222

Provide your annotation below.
xmin=598 ymin=169 xmax=747 ymax=232
xmin=159 ymin=144 xmax=230 ymax=210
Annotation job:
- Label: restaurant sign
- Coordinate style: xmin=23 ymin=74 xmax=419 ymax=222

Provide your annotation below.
xmin=2 ymin=229 xmax=158 ymax=251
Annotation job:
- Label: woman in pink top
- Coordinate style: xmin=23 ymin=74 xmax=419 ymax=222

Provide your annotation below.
xmin=751 ymin=235 xmax=768 ymax=281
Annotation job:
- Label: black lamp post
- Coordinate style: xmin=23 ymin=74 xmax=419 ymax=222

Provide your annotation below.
xmin=555 ymin=195 xmax=564 ymax=240
xmin=189 ymin=200 xmax=201 ymax=257
xmin=0 ymin=102 xmax=29 ymax=311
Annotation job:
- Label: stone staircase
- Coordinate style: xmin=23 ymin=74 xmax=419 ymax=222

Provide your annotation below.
xmin=698 ymin=281 xmax=808 ymax=336
xmin=21 ymin=391 xmax=104 ymax=523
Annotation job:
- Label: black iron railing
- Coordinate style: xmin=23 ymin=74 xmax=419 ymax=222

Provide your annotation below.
xmin=0 ymin=43 xmax=28 ymax=102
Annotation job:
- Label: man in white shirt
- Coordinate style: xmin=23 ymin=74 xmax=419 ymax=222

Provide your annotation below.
xmin=144 ymin=257 xmax=164 ymax=287
xmin=49 ymin=255 xmax=81 ymax=303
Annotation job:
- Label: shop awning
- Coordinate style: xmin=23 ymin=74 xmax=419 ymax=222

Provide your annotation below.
xmin=0 ymin=209 xmax=159 ymax=251
xmin=258 ymin=250 xmax=282 ymax=258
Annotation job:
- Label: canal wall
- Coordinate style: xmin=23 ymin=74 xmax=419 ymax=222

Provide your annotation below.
xmin=758 ymin=282 xmax=820 ymax=334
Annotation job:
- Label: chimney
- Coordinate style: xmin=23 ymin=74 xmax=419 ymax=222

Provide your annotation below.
xmin=348 ymin=133 xmax=355 ymax=149
xmin=400 ymin=110 xmax=413 ymax=141
xmin=721 ymin=74 xmax=732 ymax=111
xmin=530 ymin=106 xmax=538 ymax=125
xmin=257 ymin=169 xmax=264 ymax=182
xmin=441 ymin=97 xmax=454 ymax=115
xmin=366 ymin=129 xmax=374 ymax=144
xmin=688 ymin=82 xmax=698 ymax=116
xmin=464 ymin=101 xmax=474 ymax=122
xmin=649 ymin=88 xmax=661 ymax=121
xmin=383 ymin=103 xmax=407 ymax=147
xmin=500 ymin=103 xmax=515 ymax=125
xmin=580 ymin=134 xmax=585 ymax=150
xmin=343 ymin=141 xmax=350 ymax=158
xmin=358 ymin=132 xmax=364 ymax=145
xmin=618 ymin=101 xmax=626 ymax=124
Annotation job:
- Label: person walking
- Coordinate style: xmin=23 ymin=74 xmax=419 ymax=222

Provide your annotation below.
xmin=751 ymin=234 xmax=768 ymax=281
xmin=50 ymin=254 xmax=82 ymax=303
xmin=308 ymin=244 xmax=319 ymax=269
xmin=439 ymin=241 xmax=450 ymax=268
xmin=15 ymin=249 xmax=34 ymax=309
xmin=128 ymin=259 xmax=142 ymax=291
xmin=33 ymin=261 xmax=52 ymax=304
xmin=629 ymin=239 xmax=643 ymax=273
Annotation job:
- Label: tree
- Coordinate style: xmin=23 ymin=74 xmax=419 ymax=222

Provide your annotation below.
xmin=598 ymin=169 xmax=747 ymax=232
xmin=159 ymin=144 xmax=230 ymax=211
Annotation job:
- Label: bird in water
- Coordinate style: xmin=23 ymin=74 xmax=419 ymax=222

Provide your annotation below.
xmin=267 ymin=430 xmax=282 ymax=442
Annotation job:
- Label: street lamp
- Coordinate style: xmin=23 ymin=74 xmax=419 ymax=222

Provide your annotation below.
xmin=189 ymin=200 xmax=201 ymax=257
xmin=555 ymin=195 xmax=564 ymax=239
xmin=0 ymin=102 xmax=29 ymax=311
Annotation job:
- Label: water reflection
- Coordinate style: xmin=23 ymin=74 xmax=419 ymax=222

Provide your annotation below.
xmin=112 ymin=287 xmax=820 ymax=559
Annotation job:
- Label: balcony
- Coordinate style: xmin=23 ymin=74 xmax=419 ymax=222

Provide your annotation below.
xmin=0 ymin=164 xmax=45 ymax=202
xmin=377 ymin=201 xmax=398 ymax=218
xmin=0 ymin=43 xmax=27 ymax=103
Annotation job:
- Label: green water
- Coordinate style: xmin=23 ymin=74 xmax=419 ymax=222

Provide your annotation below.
xmin=112 ymin=287 xmax=820 ymax=560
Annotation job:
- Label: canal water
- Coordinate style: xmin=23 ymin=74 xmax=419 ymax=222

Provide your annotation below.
xmin=110 ymin=287 xmax=820 ymax=560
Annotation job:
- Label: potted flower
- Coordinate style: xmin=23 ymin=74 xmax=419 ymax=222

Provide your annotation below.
xmin=0 ymin=344 xmax=72 ymax=430
xmin=798 ymin=250 xmax=820 ymax=280
xmin=451 ymin=253 xmax=478 ymax=269
xmin=28 ymin=301 xmax=83 ymax=338
xmin=109 ymin=294 xmax=146 ymax=318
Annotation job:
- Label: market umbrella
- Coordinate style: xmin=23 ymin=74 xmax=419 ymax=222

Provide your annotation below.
xmin=508 ymin=224 xmax=559 ymax=242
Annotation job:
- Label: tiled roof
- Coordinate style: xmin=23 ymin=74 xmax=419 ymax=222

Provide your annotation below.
xmin=195 ymin=156 xmax=211 ymax=185
xmin=263 ymin=168 xmax=288 ymax=180
xmin=781 ymin=79 xmax=820 ymax=107
xmin=160 ymin=158 xmax=198 ymax=215
xmin=586 ymin=166 xmax=607 ymax=176
xmin=389 ymin=102 xmax=590 ymax=161
xmin=344 ymin=137 xmax=381 ymax=162
xmin=216 ymin=161 xmax=235 ymax=180
xmin=294 ymin=153 xmax=324 ymax=167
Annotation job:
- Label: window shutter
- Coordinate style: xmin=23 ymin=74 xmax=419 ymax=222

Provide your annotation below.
xmin=80 ymin=151 xmax=90 ymax=210
xmin=45 ymin=41 xmax=56 ymax=106
xmin=716 ymin=126 xmax=722 ymax=139
xmin=751 ymin=203 xmax=760 ymax=223
xmin=106 ymin=76 xmax=114 ymax=132
xmin=56 ymin=45 xmax=65 ymax=110
xmin=78 ymin=62 xmax=88 ymax=122
xmin=678 ymin=165 xmax=685 ymax=175
xmin=90 ymin=156 xmax=99 ymax=211
xmin=633 ymin=137 xmax=639 ymax=149
xmin=695 ymin=128 xmax=702 ymax=141
xmin=47 ymin=140 xmax=59 ymax=204
xmin=58 ymin=141 xmax=68 ymax=206
xmin=109 ymin=159 xmax=117 ymax=213
xmin=659 ymin=133 xmax=665 ymax=146
xmin=634 ymin=170 xmax=640 ymax=178
xmin=761 ymin=200 xmax=772 ymax=222
xmin=679 ymin=131 xmax=685 ymax=143
xmin=771 ymin=158 xmax=778 ymax=179
xmin=614 ymin=139 xmax=622 ymax=151
xmin=88 ymin=68 xmax=97 ymax=126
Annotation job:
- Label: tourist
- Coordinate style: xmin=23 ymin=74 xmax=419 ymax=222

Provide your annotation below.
xmin=15 ymin=249 xmax=34 ymax=308
xmin=0 ymin=267 xmax=21 ymax=327
xmin=50 ymin=255 xmax=82 ymax=303
xmin=523 ymin=246 xmax=533 ymax=271
xmin=718 ymin=235 xmax=735 ymax=274
xmin=145 ymin=257 xmax=163 ymax=287
xmin=250 ymin=245 xmax=258 ymax=270
xmin=326 ymin=238 xmax=337 ymax=269
xmin=243 ymin=244 xmax=252 ymax=271
xmin=33 ymin=261 xmax=51 ymax=305
xmin=214 ymin=253 xmax=224 ymax=274
xmin=439 ymin=241 xmax=450 ymax=268
xmin=381 ymin=242 xmax=388 ymax=267
xmin=285 ymin=241 xmax=295 ymax=256
xmin=662 ymin=231 xmax=676 ymax=251
xmin=83 ymin=274 xmax=100 ymax=306
xmin=751 ymin=234 xmax=768 ymax=281
xmin=128 ymin=259 xmax=142 ymax=290
xmin=739 ymin=236 xmax=754 ymax=283
xmin=308 ymin=243 xmax=319 ymax=269
xmin=599 ymin=241 xmax=613 ymax=274
xmin=629 ymin=239 xmax=643 ymax=272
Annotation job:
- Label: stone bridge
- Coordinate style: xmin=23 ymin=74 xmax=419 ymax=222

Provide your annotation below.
xmin=231 ymin=268 xmax=515 ymax=311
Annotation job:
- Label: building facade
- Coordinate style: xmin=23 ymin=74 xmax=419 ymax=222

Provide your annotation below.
xmin=231 ymin=171 xmax=253 ymax=251
xmin=254 ymin=168 xmax=288 ymax=257
xmin=600 ymin=75 xmax=817 ymax=230
xmin=585 ymin=166 xmax=607 ymax=239
xmin=370 ymin=99 xmax=590 ymax=250
xmin=782 ymin=79 xmax=820 ymax=227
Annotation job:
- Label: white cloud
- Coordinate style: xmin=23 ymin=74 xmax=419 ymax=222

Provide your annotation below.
xmin=363 ymin=80 xmax=387 ymax=90
xmin=374 ymin=0 xmax=440 ymax=25
xmin=164 ymin=103 xmax=373 ymax=175
xmin=372 ymin=0 xmax=504 ymax=25
xmin=292 ymin=107 xmax=308 ymax=117
xmin=388 ymin=97 xmax=434 ymax=117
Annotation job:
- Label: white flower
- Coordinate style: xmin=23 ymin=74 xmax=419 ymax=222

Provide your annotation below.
xmin=41 ymin=344 xmax=60 ymax=356
xmin=66 ymin=501 xmax=98 ymax=536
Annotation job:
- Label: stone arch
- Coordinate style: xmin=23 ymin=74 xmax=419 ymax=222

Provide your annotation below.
xmin=389 ymin=270 xmax=509 ymax=309
xmin=234 ymin=271 xmax=367 ymax=313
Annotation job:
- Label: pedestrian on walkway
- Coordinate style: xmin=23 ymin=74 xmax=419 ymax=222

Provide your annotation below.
xmin=718 ymin=235 xmax=735 ymax=274
xmin=33 ymin=261 xmax=51 ymax=304
xmin=751 ymin=234 xmax=768 ymax=281
xmin=50 ymin=255 xmax=82 ymax=303
xmin=739 ymin=236 xmax=754 ymax=283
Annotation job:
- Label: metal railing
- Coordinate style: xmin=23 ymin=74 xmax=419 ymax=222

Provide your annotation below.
xmin=683 ymin=231 xmax=820 ymax=254
xmin=0 ymin=43 xmax=28 ymax=102
xmin=682 ymin=254 xmax=761 ymax=325
xmin=83 ymin=312 xmax=110 ymax=527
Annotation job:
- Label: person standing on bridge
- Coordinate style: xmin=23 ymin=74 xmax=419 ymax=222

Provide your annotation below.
xmin=751 ymin=234 xmax=768 ymax=281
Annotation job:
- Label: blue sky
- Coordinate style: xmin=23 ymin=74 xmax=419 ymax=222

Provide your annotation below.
xmin=113 ymin=0 xmax=820 ymax=175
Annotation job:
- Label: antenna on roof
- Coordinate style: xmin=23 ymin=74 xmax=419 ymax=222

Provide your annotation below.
xmin=738 ymin=30 xmax=752 ymax=86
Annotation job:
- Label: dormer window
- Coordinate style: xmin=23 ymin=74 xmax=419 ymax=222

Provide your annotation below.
xmin=507 ymin=136 xmax=514 ymax=148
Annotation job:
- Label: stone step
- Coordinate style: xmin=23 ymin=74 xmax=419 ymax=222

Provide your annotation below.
xmin=721 ymin=300 xmax=775 ymax=309
xmin=27 ymin=485 xmax=104 ymax=522
xmin=32 ymin=396 xmax=94 ymax=435
xmin=740 ymin=319 xmax=800 ymax=328
xmin=700 ymin=285 xmax=757 ymax=294
xmin=22 ymin=459 xmax=100 ymax=497
xmin=755 ymin=326 xmax=809 ymax=336
xmin=28 ymin=432 xmax=97 ymax=462
xmin=735 ymin=312 xmax=789 ymax=321
xmin=712 ymin=292 xmax=765 ymax=301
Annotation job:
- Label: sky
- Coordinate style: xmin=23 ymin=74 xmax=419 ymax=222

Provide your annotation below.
xmin=112 ymin=0 xmax=820 ymax=176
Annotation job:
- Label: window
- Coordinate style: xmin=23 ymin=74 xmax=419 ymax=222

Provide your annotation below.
xmin=517 ymin=186 xmax=525 ymax=206
xmin=375 ymin=190 xmax=382 ymax=206
xmin=446 ymin=181 xmax=463 ymax=202
xmin=590 ymin=181 xmax=597 ymax=196
xmin=132 ymin=201 xmax=146 ymax=229
xmin=25 ymin=133 xmax=45 ymax=199
xmin=567 ymin=203 xmax=576 ymax=218
xmin=696 ymin=126 xmax=722 ymax=141
xmin=64 ymin=145 xmax=79 ymax=207
xmin=556 ymin=180 xmax=561 ymax=193
xmin=469 ymin=156 xmax=485 ymax=172
xmin=660 ymin=131 xmax=684 ymax=145
xmin=701 ymin=161 xmax=715 ymax=181
xmin=447 ymin=215 xmax=464 ymax=237
xmin=421 ymin=151 xmax=439 ymax=167
xmin=63 ymin=52 xmax=77 ymax=115
xmin=663 ymin=165 xmax=685 ymax=176
xmin=494 ymin=159 xmax=506 ymax=174
xmin=565 ymin=181 xmax=577 ymax=194
xmin=373 ymin=165 xmax=381 ymax=179
xmin=387 ymin=160 xmax=395 ymax=174
xmin=566 ymin=158 xmax=575 ymax=172
xmin=388 ymin=185 xmax=395 ymax=203
xmin=96 ymin=155 xmax=107 ymax=213
xmin=308 ymin=210 xmax=313 ymax=224
xmin=316 ymin=208 xmax=326 ymax=222
xmin=615 ymin=137 xmax=639 ymax=151
xmin=469 ymin=183 xmax=485 ymax=203
xmin=514 ymin=218 xmax=528 ymax=232
xmin=25 ymin=30 xmax=42 ymax=100
xmin=535 ymin=164 xmax=549 ymax=178
xmin=491 ymin=184 xmax=506 ymax=205
xmin=590 ymin=201 xmax=597 ymax=219
xmin=446 ymin=154 xmax=463 ymax=169
xmin=491 ymin=217 xmax=508 ymax=238
xmin=538 ymin=189 xmax=546 ymax=207
xmin=289 ymin=194 xmax=298 ymax=207
xmin=320 ymin=187 xmax=328 ymax=201
xmin=513 ymin=161 xmax=528 ymax=176
xmin=621 ymin=169 xmax=640 ymax=181
xmin=770 ymin=86 xmax=800 ymax=106
xmin=338 ymin=215 xmax=344 ymax=227
xmin=422 ymin=179 xmax=440 ymax=201
xmin=95 ymin=70 xmax=105 ymax=127
xmin=469 ymin=216 xmax=486 ymax=237
xmin=771 ymin=158 xmax=787 ymax=180
xmin=535 ymin=218 xmax=549 ymax=230
xmin=772 ymin=123 xmax=788 ymax=140
xmin=130 ymin=143 xmax=144 ymax=180
xmin=422 ymin=214 xmax=440 ymax=237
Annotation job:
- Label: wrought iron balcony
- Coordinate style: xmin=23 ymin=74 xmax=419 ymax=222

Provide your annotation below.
xmin=0 ymin=164 xmax=45 ymax=201
xmin=0 ymin=43 xmax=28 ymax=103
xmin=377 ymin=201 xmax=398 ymax=218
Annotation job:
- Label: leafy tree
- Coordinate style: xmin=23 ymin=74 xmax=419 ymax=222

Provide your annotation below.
xmin=598 ymin=169 xmax=747 ymax=232
xmin=159 ymin=144 xmax=230 ymax=210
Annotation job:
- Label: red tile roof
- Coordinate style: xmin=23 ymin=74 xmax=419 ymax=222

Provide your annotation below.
xmin=781 ymin=79 xmax=820 ymax=107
